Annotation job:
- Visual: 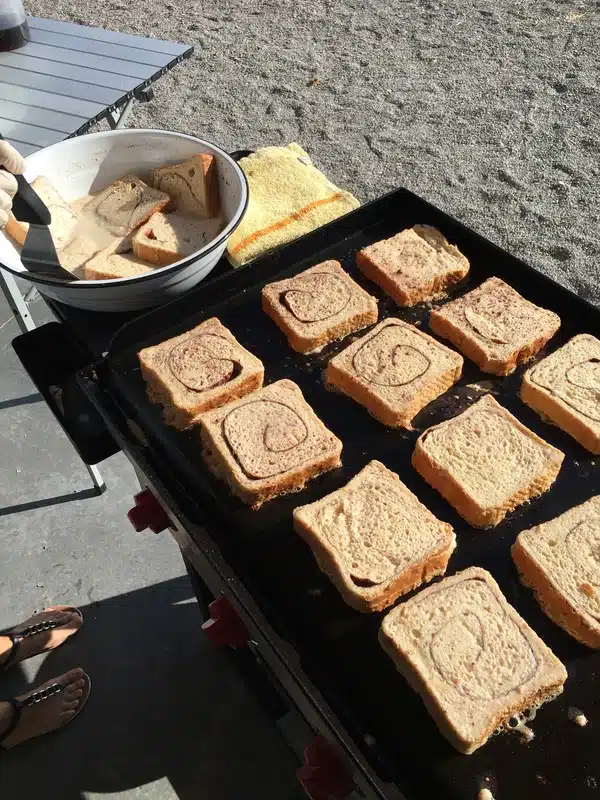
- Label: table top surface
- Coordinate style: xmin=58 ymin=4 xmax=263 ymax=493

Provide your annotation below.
xmin=0 ymin=16 xmax=192 ymax=157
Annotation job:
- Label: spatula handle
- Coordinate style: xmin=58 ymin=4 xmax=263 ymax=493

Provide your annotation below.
xmin=0 ymin=133 xmax=51 ymax=224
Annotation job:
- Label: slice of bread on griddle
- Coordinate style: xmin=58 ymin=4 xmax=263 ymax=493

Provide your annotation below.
xmin=199 ymin=379 xmax=343 ymax=508
xmin=512 ymin=495 xmax=600 ymax=648
xmin=521 ymin=334 xmax=600 ymax=454
xmin=132 ymin=212 xmax=223 ymax=267
xmin=6 ymin=176 xmax=79 ymax=250
xmin=429 ymin=277 xmax=561 ymax=375
xmin=139 ymin=317 xmax=264 ymax=430
xmin=83 ymin=174 xmax=169 ymax=237
xmin=326 ymin=318 xmax=463 ymax=428
xmin=379 ymin=567 xmax=567 ymax=754
xmin=261 ymin=260 xmax=378 ymax=354
xmin=152 ymin=154 xmax=220 ymax=218
xmin=412 ymin=394 xmax=564 ymax=528
xmin=293 ymin=460 xmax=456 ymax=612
xmin=356 ymin=225 xmax=469 ymax=306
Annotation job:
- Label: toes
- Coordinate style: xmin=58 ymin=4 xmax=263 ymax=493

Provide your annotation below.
xmin=59 ymin=710 xmax=76 ymax=720
xmin=62 ymin=699 xmax=80 ymax=711
xmin=60 ymin=668 xmax=84 ymax=685
xmin=55 ymin=612 xmax=79 ymax=629
xmin=44 ymin=607 xmax=82 ymax=628
xmin=65 ymin=689 xmax=84 ymax=700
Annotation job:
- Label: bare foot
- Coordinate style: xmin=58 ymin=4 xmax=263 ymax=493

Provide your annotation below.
xmin=0 ymin=668 xmax=91 ymax=748
xmin=0 ymin=606 xmax=83 ymax=668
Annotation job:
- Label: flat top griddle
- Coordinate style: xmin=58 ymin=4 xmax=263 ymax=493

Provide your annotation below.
xmin=101 ymin=188 xmax=600 ymax=800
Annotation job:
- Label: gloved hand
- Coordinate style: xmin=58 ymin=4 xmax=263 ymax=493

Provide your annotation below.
xmin=0 ymin=141 xmax=26 ymax=229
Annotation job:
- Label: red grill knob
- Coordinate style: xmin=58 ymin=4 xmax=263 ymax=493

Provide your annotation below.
xmin=297 ymin=736 xmax=356 ymax=799
xmin=201 ymin=597 xmax=249 ymax=649
xmin=127 ymin=489 xmax=171 ymax=534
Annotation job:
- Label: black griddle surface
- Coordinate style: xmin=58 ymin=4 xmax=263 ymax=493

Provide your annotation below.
xmin=103 ymin=188 xmax=600 ymax=800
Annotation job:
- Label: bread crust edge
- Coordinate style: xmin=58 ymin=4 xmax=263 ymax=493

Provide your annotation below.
xmin=411 ymin=399 xmax=564 ymax=528
xmin=356 ymin=251 xmax=468 ymax=307
xmin=429 ymin=309 xmax=560 ymax=376
xmin=292 ymin=512 xmax=455 ymax=612
xmin=521 ymin=376 xmax=600 ymax=454
xmin=379 ymin=567 xmax=567 ymax=753
xmin=512 ymin=536 xmax=600 ymax=648
xmin=326 ymin=358 xmax=462 ymax=428
xmin=261 ymin=287 xmax=378 ymax=354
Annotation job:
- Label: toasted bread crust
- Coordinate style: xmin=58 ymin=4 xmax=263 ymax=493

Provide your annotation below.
xmin=261 ymin=290 xmax=377 ymax=354
xmin=138 ymin=317 xmax=265 ymax=430
xmin=356 ymin=249 xmax=409 ymax=303
xmin=412 ymin=396 xmax=564 ymax=528
xmin=429 ymin=311 xmax=558 ymax=376
xmin=429 ymin=278 xmax=561 ymax=376
xmin=141 ymin=362 xmax=263 ymax=430
xmin=294 ymin=511 xmax=455 ymax=612
xmin=202 ymin=440 xmax=342 ymax=508
xmin=512 ymin=537 xmax=600 ymax=648
xmin=521 ymin=377 xmax=600 ymax=454
xmin=379 ymin=567 xmax=567 ymax=753
xmin=521 ymin=336 xmax=600 ymax=454
xmin=261 ymin=261 xmax=378 ymax=354
xmin=200 ymin=154 xmax=220 ymax=217
xmin=199 ymin=380 xmax=343 ymax=508
xmin=355 ymin=226 xmax=469 ymax=307
xmin=356 ymin=250 xmax=466 ymax=306
xmin=379 ymin=622 xmax=565 ymax=753
xmin=325 ymin=321 xmax=463 ymax=428
xmin=5 ymin=212 xmax=27 ymax=246
xmin=412 ymin=439 xmax=564 ymax=527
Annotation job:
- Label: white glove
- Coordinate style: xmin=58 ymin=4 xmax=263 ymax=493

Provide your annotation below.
xmin=0 ymin=141 xmax=26 ymax=229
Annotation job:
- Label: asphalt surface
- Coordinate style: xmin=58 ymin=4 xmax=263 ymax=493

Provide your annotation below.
xmin=0 ymin=292 xmax=301 ymax=799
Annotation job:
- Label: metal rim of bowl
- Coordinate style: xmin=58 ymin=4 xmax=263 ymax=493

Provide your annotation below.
xmin=0 ymin=130 xmax=250 ymax=289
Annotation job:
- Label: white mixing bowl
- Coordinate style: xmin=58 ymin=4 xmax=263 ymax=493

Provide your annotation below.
xmin=0 ymin=129 xmax=248 ymax=311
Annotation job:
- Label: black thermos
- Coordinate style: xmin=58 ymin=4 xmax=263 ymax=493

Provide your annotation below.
xmin=0 ymin=1 xmax=30 ymax=52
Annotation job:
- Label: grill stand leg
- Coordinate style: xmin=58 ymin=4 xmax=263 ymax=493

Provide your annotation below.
xmin=0 ymin=268 xmax=35 ymax=332
xmin=86 ymin=463 xmax=106 ymax=494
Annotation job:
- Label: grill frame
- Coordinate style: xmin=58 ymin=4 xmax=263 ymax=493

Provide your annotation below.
xmin=81 ymin=187 xmax=600 ymax=800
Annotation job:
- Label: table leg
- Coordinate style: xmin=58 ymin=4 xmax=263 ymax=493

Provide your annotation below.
xmin=0 ymin=268 xmax=36 ymax=332
xmin=107 ymin=97 xmax=136 ymax=130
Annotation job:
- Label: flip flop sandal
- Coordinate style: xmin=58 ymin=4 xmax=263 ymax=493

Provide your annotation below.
xmin=0 ymin=606 xmax=83 ymax=671
xmin=0 ymin=672 xmax=91 ymax=750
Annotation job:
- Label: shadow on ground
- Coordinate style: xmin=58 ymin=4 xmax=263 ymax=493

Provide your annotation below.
xmin=0 ymin=576 xmax=301 ymax=800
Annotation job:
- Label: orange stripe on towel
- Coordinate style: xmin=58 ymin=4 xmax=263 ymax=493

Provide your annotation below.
xmin=230 ymin=192 xmax=345 ymax=257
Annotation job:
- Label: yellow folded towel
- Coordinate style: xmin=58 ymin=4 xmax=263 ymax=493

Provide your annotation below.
xmin=226 ymin=144 xmax=360 ymax=267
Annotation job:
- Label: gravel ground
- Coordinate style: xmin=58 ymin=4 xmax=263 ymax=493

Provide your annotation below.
xmin=25 ymin=0 xmax=600 ymax=301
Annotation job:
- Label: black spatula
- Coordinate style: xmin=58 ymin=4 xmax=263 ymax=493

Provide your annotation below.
xmin=1 ymin=134 xmax=76 ymax=283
